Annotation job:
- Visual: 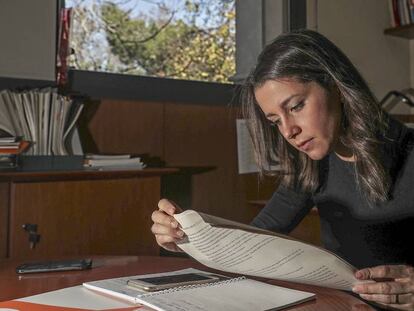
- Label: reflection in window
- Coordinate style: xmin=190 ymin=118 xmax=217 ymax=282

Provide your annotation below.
xmin=66 ymin=0 xmax=235 ymax=83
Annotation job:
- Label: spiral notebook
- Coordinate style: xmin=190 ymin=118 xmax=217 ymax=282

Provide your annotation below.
xmin=83 ymin=268 xmax=315 ymax=311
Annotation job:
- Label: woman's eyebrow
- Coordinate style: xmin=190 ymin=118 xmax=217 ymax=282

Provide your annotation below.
xmin=265 ymin=94 xmax=300 ymax=118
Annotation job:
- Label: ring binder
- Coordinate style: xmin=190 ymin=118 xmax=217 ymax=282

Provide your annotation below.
xmin=138 ymin=276 xmax=246 ymax=298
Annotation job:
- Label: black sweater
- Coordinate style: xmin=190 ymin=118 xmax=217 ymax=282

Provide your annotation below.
xmin=252 ymin=117 xmax=414 ymax=269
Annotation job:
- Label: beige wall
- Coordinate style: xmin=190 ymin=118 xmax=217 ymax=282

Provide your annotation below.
xmin=0 ymin=0 xmax=57 ymax=81
xmin=316 ymin=0 xmax=410 ymax=103
xmin=411 ymin=41 xmax=414 ymax=87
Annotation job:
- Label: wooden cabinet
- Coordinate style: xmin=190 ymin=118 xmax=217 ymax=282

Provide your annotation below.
xmin=0 ymin=168 xmax=176 ymax=260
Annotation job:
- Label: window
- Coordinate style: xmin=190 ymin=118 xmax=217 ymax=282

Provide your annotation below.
xmin=66 ymin=0 xmax=235 ymax=84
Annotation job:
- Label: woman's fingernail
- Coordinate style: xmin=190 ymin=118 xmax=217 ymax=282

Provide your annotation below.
xmin=177 ymin=230 xmax=184 ymax=237
xmin=170 ymin=221 xmax=178 ymax=228
xmin=352 ymin=286 xmax=360 ymax=293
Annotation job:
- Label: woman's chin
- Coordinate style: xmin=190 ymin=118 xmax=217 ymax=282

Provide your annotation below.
xmin=305 ymin=149 xmax=328 ymax=160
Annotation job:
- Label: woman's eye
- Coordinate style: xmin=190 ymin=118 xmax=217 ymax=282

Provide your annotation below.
xmin=269 ymin=119 xmax=280 ymax=127
xmin=290 ymin=101 xmax=304 ymax=112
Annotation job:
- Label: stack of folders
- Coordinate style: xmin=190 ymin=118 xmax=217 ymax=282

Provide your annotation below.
xmin=0 ymin=136 xmax=30 ymax=169
xmin=0 ymin=88 xmax=84 ymax=155
xmin=83 ymin=154 xmax=146 ymax=170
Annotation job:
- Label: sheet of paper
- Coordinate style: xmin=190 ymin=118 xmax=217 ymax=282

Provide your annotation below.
xmin=174 ymin=210 xmax=361 ymax=290
xmin=236 ymin=119 xmax=259 ymax=174
xmin=15 ymin=285 xmax=148 ymax=310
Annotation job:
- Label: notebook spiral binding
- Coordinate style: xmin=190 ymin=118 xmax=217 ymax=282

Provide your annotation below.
xmin=139 ymin=276 xmax=246 ymax=298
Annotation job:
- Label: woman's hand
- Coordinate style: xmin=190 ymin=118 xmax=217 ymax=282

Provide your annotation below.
xmin=352 ymin=265 xmax=414 ymax=310
xmin=150 ymin=198 xmax=185 ymax=252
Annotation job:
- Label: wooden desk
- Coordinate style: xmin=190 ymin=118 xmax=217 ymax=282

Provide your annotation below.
xmin=0 ymin=255 xmax=374 ymax=310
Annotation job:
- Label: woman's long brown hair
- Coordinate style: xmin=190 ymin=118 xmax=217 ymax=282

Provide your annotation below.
xmin=241 ymin=30 xmax=389 ymax=203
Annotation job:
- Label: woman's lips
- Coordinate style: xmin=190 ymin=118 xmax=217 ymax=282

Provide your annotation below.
xmin=297 ymin=138 xmax=314 ymax=151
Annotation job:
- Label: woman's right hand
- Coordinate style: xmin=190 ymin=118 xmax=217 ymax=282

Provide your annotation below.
xmin=150 ymin=198 xmax=185 ymax=252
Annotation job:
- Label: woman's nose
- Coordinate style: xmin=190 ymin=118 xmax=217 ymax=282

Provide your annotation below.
xmin=281 ymin=119 xmax=301 ymax=140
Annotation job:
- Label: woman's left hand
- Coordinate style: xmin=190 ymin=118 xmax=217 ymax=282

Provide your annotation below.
xmin=352 ymin=265 xmax=414 ymax=310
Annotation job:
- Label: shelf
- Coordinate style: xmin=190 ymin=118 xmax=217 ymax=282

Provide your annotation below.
xmin=0 ymin=155 xmax=214 ymax=182
xmin=0 ymin=167 xmax=179 ymax=182
xmin=0 ymin=155 xmax=178 ymax=182
xmin=384 ymin=24 xmax=414 ymax=38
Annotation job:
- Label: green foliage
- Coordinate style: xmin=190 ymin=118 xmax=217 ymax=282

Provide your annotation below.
xmin=70 ymin=0 xmax=235 ymax=83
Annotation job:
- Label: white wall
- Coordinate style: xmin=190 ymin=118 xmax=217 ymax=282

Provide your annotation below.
xmin=411 ymin=40 xmax=414 ymax=87
xmin=316 ymin=0 xmax=410 ymax=103
xmin=0 ymin=0 xmax=57 ymax=81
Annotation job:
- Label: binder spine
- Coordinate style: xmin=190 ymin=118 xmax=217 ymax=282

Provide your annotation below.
xmin=138 ymin=276 xmax=246 ymax=298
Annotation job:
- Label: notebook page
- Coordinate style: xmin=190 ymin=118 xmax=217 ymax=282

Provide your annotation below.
xmin=138 ymin=278 xmax=314 ymax=311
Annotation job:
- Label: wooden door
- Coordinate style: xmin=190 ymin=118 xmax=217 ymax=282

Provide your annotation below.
xmin=9 ymin=177 xmax=160 ymax=259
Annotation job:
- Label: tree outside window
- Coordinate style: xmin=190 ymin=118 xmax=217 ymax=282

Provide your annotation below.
xmin=67 ymin=0 xmax=235 ymax=83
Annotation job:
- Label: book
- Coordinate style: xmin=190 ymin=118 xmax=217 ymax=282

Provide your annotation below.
xmin=0 ymin=140 xmax=30 ymax=155
xmin=85 ymin=154 xmax=131 ymax=160
xmin=83 ymin=268 xmax=315 ymax=311
xmin=83 ymin=155 xmax=146 ymax=170
xmin=173 ymin=210 xmax=372 ymax=291
xmin=0 ymin=142 xmax=20 ymax=148
xmin=408 ymin=0 xmax=414 ymax=23
xmin=388 ymin=0 xmax=397 ymax=27
xmin=0 ymin=136 xmax=19 ymax=143
xmin=392 ymin=0 xmax=402 ymax=26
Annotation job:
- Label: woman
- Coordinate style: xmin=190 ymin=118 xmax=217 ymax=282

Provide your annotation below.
xmin=151 ymin=30 xmax=414 ymax=310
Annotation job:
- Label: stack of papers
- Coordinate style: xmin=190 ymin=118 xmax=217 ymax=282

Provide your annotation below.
xmin=0 ymin=88 xmax=84 ymax=155
xmin=83 ymin=154 xmax=146 ymax=170
xmin=0 ymin=136 xmax=30 ymax=169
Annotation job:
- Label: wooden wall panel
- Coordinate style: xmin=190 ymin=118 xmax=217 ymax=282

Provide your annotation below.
xmin=241 ymin=174 xmax=280 ymax=221
xmin=85 ymin=100 xmax=281 ymax=224
xmin=9 ymin=177 xmax=160 ymax=259
xmin=0 ymin=183 xmax=9 ymax=258
xmin=290 ymin=210 xmax=321 ymax=246
xmin=84 ymin=99 xmax=319 ymax=243
xmin=393 ymin=114 xmax=414 ymax=123
xmin=87 ymin=100 xmax=164 ymax=156
xmin=163 ymin=104 xmax=253 ymax=223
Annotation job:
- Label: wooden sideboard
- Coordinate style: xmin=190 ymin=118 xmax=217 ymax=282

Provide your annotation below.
xmin=0 ymin=167 xmax=177 ymax=260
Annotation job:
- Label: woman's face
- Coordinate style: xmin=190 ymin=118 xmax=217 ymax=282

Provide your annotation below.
xmin=254 ymin=79 xmax=343 ymax=160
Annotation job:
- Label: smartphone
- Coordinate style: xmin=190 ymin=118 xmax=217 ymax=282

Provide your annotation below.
xmin=127 ymin=272 xmax=221 ymax=292
xmin=16 ymin=258 xmax=93 ymax=274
